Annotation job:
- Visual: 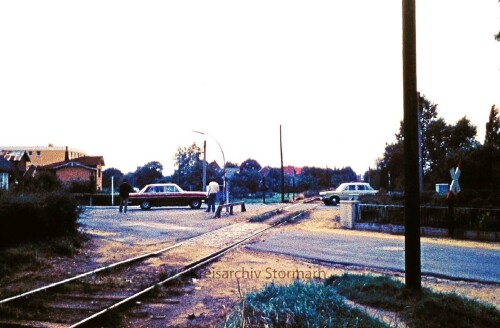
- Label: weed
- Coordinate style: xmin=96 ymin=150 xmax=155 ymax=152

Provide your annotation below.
xmin=248 ymin=209 xmax=283 ymax=223
xmin=327 ymin=274 xmax=500 ymax=328
xmin=224 ymin=280 xmax=387 ymax=327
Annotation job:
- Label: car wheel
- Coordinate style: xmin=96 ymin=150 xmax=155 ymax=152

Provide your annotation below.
xmin=140 ymin=201 xmax=151 ymax=210
xmin=330 ymin=197 xmax=339 ymax=206
xmin=189 ymin=199 xmax=202 ymax=209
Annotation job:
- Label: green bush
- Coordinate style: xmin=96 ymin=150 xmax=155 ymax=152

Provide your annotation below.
xmin=0 ymin=191 xmax=81 ymax=246
xmin=326 ymin=274 xmax=500 ymax=328
xmin=226 ymin=281 xmax=386 ymax=327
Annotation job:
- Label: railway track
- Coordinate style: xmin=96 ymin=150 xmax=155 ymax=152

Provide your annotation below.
xmin=0 ymin=200 xmax=319 ymax=327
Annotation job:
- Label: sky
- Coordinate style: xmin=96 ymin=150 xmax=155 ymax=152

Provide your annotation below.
xmin=1 ymin=1 xmax=499 ymax=176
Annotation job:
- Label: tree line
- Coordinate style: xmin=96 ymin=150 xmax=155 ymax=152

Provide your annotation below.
xmin=368 ymin=94 xmax=499 ymax=207
xmin=103 ymin=95 xmax=499 ymax=205
xmin=102 ymin=144 xmax=358 ymax=198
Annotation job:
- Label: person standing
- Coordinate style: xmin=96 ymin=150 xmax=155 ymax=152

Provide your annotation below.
xmin=206 ymin=180 xmax=220 ymax=213
xmin=119 ymin=179 xmax=132 ymax=213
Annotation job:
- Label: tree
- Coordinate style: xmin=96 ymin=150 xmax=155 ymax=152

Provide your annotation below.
xmin=228 ymin=159 xmax=262 ymax=196
xmin=447 ymin=116 xmax=479 ymax=154
xmin=172 ymin=143 xmax=206 ymax=190
xmin=377 ymin=94 xmax=482 ymax=191
xmin=134 ymin=161 xmax=164 ymax=189
xmin=377 ymin=142 xmax=405 ymax=191
xmin=239 ymin=159 xmax=262 ymax=172
xmin=295 ymin=166 xmax=357 ymax=192
xmin=484 ymin=105 xmax=500 ymax=150
xmin=19 ymin=171 xmax=63 ymax=193
xmin=102 ymin=168 xmax=124 ymax=191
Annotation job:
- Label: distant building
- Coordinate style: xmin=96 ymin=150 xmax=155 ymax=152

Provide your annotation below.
xmin=0 ymin=145 xmax=86 ymax=169
xmin=0 ymin=145 xmax=104 ymax=191
xmin=39 ymin=156 xmax=105 ymax=191
xmin=0 ymin=157 xmax=14 ymax=190
xmin=260 ymin=166 xmax=302 ymax=177
xmin=0 ymin=149 xmax=31 ymax=184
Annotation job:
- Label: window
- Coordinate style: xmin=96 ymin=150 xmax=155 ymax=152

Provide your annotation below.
xmin=0 ymin=173 xmax=7 ymax=190
xmin=166 ymin=185 xmax=177 ymax=192
xmin=357 ymin=185 xmax=366 ymax=191
xmin=36 ymin=151 xmax=41 ymax=157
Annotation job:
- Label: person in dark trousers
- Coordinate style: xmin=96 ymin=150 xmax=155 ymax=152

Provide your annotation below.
xmin=206 ymin=180 xmax=220 ymax=213
xmin=119 ymin=179 xmax=132 ymax=213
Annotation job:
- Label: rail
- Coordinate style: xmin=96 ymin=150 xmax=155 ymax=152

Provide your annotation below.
xmin=0 ymin=203 xmax=310 ymax=327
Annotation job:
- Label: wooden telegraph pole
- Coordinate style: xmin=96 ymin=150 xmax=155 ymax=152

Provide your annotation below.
xmin=403 ymin=0 xmax=422 ymax=291
xmin=280 ymin=125 xmax=285 ymax=203
xmin=202 ymin=140 xmax=207 ymax=192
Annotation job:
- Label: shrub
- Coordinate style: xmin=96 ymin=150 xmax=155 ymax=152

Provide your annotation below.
xmin=0 ymin=191 xmax=81 ymax=246
xmin=326 ymin=274 xmax=500 ymax=328
xmin=228 ymin=281 xmax=386 ymax=327
xmin=17 ymin=171 xmax=63 ymax=193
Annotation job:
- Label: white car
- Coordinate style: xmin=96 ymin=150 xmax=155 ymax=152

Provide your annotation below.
xmin=319 ymin=182 xmax=378 ymax=206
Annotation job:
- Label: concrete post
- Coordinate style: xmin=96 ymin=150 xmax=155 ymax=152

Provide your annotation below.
xmin=340 ymin=200 xmax=360 ymax=229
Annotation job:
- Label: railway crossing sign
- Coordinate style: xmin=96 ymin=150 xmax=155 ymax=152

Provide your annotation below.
xmin=448 ymin=160 xmax=461 ymax=197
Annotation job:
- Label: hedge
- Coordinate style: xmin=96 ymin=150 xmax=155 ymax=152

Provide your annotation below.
xmin=0 ymin=191 xmax=81 ymax=246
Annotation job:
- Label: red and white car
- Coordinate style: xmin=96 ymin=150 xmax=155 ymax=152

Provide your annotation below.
xmin=128 ymin=183 xmax=207 ymax=210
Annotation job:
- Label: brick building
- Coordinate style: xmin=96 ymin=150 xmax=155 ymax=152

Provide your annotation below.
xmin=0 ymin=145 xmax=86 ymax=168
xmin=39 ymin=156 xmax=105 ymax=191
xmin=0 ymin=145 xmax=104 ymax=191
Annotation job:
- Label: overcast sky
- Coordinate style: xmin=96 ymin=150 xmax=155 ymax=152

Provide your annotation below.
xmin=1 ymin=1 xmax=499 ymax=176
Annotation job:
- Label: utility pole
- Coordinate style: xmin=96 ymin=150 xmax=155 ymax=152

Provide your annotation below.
xmin=403 ymin=0 xmax=422 ymax=291
xmin=111 ymin=176 xmax=114 ymax=206
xmin=280 ymin=125 xmax=285 ymax=203
xmin=202 ymin=140 xmax=206 ymax=192
xmin=417 ymin=92 xmax=423 ymax=193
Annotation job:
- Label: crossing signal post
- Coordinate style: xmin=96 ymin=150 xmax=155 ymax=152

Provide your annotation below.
xmin=447 ymin=160 xmax=461 ymax=238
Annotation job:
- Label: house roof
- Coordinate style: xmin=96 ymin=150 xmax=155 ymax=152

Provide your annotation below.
xmin=259 ymin=165 xmax=302 ymax=177
xmin=283 ymin=166 xmax=302 ymax=176
xmin=0 ymin=145 xmax=86 ymax=153
xmin=40 ymin=156 xmax=105 ymax=171
xmin=0 ymin=157 xmax=14 ymax=173
xmin=73 ymin=156 xmax=105 ymax=167
xmin=0 ymin=150 xmax=31 ymax=162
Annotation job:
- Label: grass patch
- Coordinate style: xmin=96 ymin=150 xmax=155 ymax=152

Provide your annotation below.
xmin=326 ymin=274 xmax=500 ymax=328
xmin=223 ymin=274 xmax=499 ymax=327
xmin=248 ymin=209 xmax=284 ymax=223
xmin=249 ymin=209 xmax=308 ymax=224
xmin=0 ymin=233 xmax=87 ymax=280
xmin=223 ymin=280 xmax=387 ymax=327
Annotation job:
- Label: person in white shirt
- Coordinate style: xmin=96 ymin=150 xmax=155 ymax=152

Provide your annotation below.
xmin=206 ymin=180 xmax=220 ymax=212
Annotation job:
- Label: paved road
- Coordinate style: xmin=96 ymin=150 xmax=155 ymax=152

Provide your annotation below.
xmin=247 ymin=229 xmax=500 ymax=283
xmin=78 ymin=205 xmax=499 ymax=283
xmin=78 ymin=204 xmax=283 ymax=245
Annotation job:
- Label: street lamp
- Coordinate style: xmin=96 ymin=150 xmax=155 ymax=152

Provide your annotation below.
xmin=192 ymin=130 xmax=228 ymax=203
